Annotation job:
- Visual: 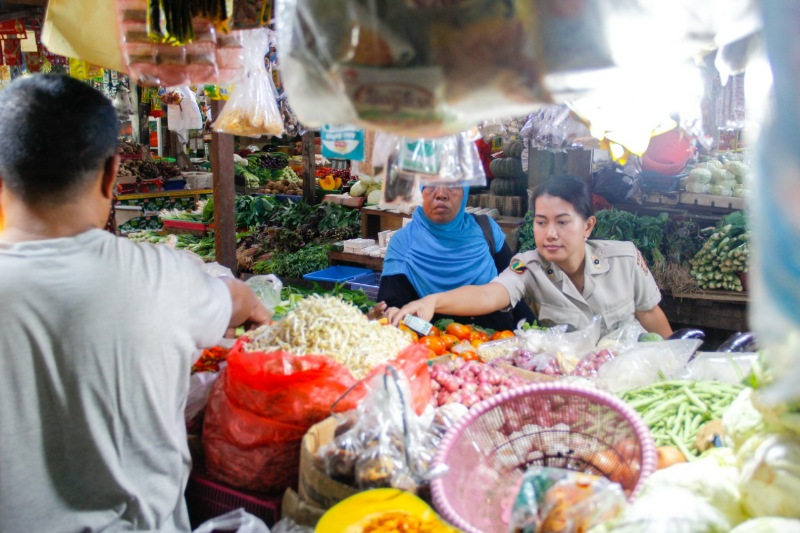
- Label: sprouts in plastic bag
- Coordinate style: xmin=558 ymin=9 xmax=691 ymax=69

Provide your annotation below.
xmin=213 ymin=28 xmax=284 ymax=137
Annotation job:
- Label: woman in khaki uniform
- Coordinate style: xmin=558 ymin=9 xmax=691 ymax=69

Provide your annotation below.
xmin=387 ymin=176 xmax=673 ymax=337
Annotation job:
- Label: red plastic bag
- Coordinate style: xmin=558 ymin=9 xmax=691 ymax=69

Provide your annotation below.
xmin=202 ymin=339 xmax=431 ymax=493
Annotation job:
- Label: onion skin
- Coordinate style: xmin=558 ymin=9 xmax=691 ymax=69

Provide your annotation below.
xmin=656 ymin=446 xmax=687 ymax=469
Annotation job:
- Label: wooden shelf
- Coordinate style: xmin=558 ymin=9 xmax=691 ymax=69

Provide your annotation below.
xmin=660 ymin=290 xmax=749 ymax=335
xmin=329 ymin=251 xmax=384 ymax=270
xmin=669 ymin=289 xmax=748 ymax=304
xmin=117 ymin=189 xmax=212 ymax=201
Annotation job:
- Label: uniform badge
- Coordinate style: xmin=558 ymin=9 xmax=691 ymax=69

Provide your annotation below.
xmin=510 ymin=259 xmax=526 ymax=274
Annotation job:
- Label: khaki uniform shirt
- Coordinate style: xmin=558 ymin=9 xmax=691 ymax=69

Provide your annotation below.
xmin=494 ymin=240 xmax=661 ymax=331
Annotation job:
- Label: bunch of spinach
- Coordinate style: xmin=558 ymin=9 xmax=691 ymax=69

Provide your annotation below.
xmin=252 ymin=244 xmax=330 ymax=279
xmin=593 ymin=208 xmax=668 ymax=266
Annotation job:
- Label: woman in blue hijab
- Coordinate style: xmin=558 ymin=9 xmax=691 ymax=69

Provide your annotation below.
xmin=374 ymin=184 xmax=535 ymax=331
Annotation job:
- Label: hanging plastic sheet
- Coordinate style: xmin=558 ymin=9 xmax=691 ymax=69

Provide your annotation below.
xmin=749 ymin=2 xmax=800 ymax=410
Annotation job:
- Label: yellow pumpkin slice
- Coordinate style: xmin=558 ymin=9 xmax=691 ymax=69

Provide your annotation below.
xmin=316 ymin=488 xmax=459 ymax=533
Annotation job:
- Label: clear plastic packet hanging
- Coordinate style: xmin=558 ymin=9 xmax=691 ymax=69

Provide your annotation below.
xmin=379 ymin=131 xmax=486 ymax=210
xmin=510 ymin=466 xmax=626 ymax=533
xmin=212 ymin=28 xmax=285 ymax=137
xmin=520 ymin=105 xmax=594 ymax=152
xmin=316 ymin=367 xmax=444 ymax=494
xmin=275 ymin=0 xmax=548 ymax=137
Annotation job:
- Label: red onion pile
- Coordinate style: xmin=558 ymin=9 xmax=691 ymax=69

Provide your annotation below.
xmin=429 ymin=358 xmax=527 ymax=408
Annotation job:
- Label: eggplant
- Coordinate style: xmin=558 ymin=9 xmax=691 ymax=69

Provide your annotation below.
xmin=668 ymin=328 xmax=706 ymax=341
xmin=717 ymin=332 xmax=759 ymax=353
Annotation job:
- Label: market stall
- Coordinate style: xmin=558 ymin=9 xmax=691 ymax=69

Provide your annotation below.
xmin=5 ymin=1 xmax=800 ymax=532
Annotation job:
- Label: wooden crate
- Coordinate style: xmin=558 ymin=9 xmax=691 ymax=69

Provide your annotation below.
xmin=642 ymin=192 xmax=680 ymax=206
xmin=679 ymin=192 xmax=745 ymax=210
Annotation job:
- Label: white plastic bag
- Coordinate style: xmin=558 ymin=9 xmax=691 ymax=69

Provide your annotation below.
xmin=192 ymin=508 xmax=270 ymax=533
xmin=213 ymin=28 xmax=284 ymax=137
xmin=245 ymin=274 xmax=284 ymax=313
xmin=185 ymin=366 xmax=225 ymax=426
xmin=594 ymin=339 xmax=702 ymax=394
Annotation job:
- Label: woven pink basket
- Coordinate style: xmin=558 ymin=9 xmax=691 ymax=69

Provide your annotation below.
xmin=430 ymin=383 xmax=657 ymax=533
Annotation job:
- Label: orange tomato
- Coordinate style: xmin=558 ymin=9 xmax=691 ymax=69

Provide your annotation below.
xmin=446 ymin=322 xmax=472 ymax=340
xmin=470 ymin=338 xmax=484 ymax=348
xmin=427 ymin=325 xmax=441 ymax=338
xmin=491 ymin=330 xmax=515 ymax=341
xmin=419 ymin=335 xmax=446 ymax=356
xmin=469 ymin=330 xmax=489 ymax=343
xmin=459 ymin=350 xmax=479 ymax=361
xmin=439 ymin=334 xmax=459 ymax=351
xmin=398 ymin=324 xmax=419 ymax=342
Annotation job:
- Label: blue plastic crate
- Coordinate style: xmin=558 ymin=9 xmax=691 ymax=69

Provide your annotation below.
xmin=302 ymin=265 xmax=374 ymax=284
xmin=347 ymin=271 xmax=381 ymax=301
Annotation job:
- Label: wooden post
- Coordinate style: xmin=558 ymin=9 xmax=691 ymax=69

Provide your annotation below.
xmin=302 ymin=130 xmax=316 ymax=204
xmin=360 ymin=130 xmax=376 ymax=176
xmin=210 ymin=99 xmax=237 ymax=276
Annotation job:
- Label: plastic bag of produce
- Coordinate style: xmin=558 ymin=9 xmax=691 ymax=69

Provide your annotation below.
xmin=213 ymin=28 xmax=284 ymax=137
xmin=594 ymin=339 xmax=702 ymax=394
xmin=509 ymin=467 xmax=626 ymax=533
xmin=192 ymin=508 xmax=270 ymax=533
xmin=202 ymin=340 xmax=431 ymax=492
xmin=317 ymin=368 xmax=444 ymax=494
xmin=245 ymin=274 xmax=284 ymax=313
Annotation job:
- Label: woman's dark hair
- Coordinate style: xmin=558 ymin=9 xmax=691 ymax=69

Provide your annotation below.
xmin=531 ymin=175 xmax=594 ymax=220
xmin=0 ymin=74 xmax=119 ymax=205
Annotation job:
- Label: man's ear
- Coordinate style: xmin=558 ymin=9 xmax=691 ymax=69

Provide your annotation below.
xmin=101 ymin=155 xmax=120 ymax=199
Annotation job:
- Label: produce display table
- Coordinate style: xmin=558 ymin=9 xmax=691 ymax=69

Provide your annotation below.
xmin=115 ymin=189 xmax=213 ymax=233
xmin=660 ymin=289 xmax=749 ymax=342
xmin=612 ymin=199 xmax=741 ymax=225
xmin=328 ymin=251 xmax=384 ymax=270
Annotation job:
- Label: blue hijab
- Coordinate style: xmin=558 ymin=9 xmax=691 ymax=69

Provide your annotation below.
xmin=382 ymin=188 xmax=506 ymax=297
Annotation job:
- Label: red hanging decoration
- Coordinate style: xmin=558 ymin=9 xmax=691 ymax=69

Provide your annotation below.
xmin=2 ymin=38 xmax=21 ymax=66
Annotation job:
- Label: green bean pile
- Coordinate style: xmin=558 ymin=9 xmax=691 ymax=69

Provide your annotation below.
xmin=621 ymin=380 xmax=745 ymax=459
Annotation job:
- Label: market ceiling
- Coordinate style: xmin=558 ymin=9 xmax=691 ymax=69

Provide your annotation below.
xmin=0 ymin=0 xmax=46 ymax=22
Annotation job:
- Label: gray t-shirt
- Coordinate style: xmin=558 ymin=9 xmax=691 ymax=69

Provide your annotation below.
xmin=0 ymin=229 xmax=231 ymax=532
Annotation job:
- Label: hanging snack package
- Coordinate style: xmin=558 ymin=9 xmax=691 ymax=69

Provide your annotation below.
xmin=213 ymin=27 xmax=285 ymax=137
xmin=276 ymin=0 xmax=547 ymax=136
xmin=232 ymin=0 xmax=273 ymax=30
xmin=380 ymin=130 xmax=486 ymax=209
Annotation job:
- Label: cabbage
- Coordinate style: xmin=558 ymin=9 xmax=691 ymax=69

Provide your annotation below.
xmin=366 ymin=189 xmax=382 ymax=205
xmin=708 ymin=185 xmax=733 ymax=197
xmin=689 ymin=168 xmax=713 ymax=184
xmin=596 ymin=486 xmax=732 ymax=533
xmin=640 ymin=448 xmax=746 ymax=527
xmin=686 ymin=182 xmax=710 ymax=194
xmin=739 ymin=432 xmax=800 ymax=518
xmin=349 ymin=181 xmax=366 ymax=197
xmin=712 ymin=168 xmax=736 ymax=183
xmin=724 ymin=161 xmax=752 ymax=181
xmin=723 ymin=389 xmax=769 ymax=451
xmin=731 ymin=517 xmax=800 ymax=533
